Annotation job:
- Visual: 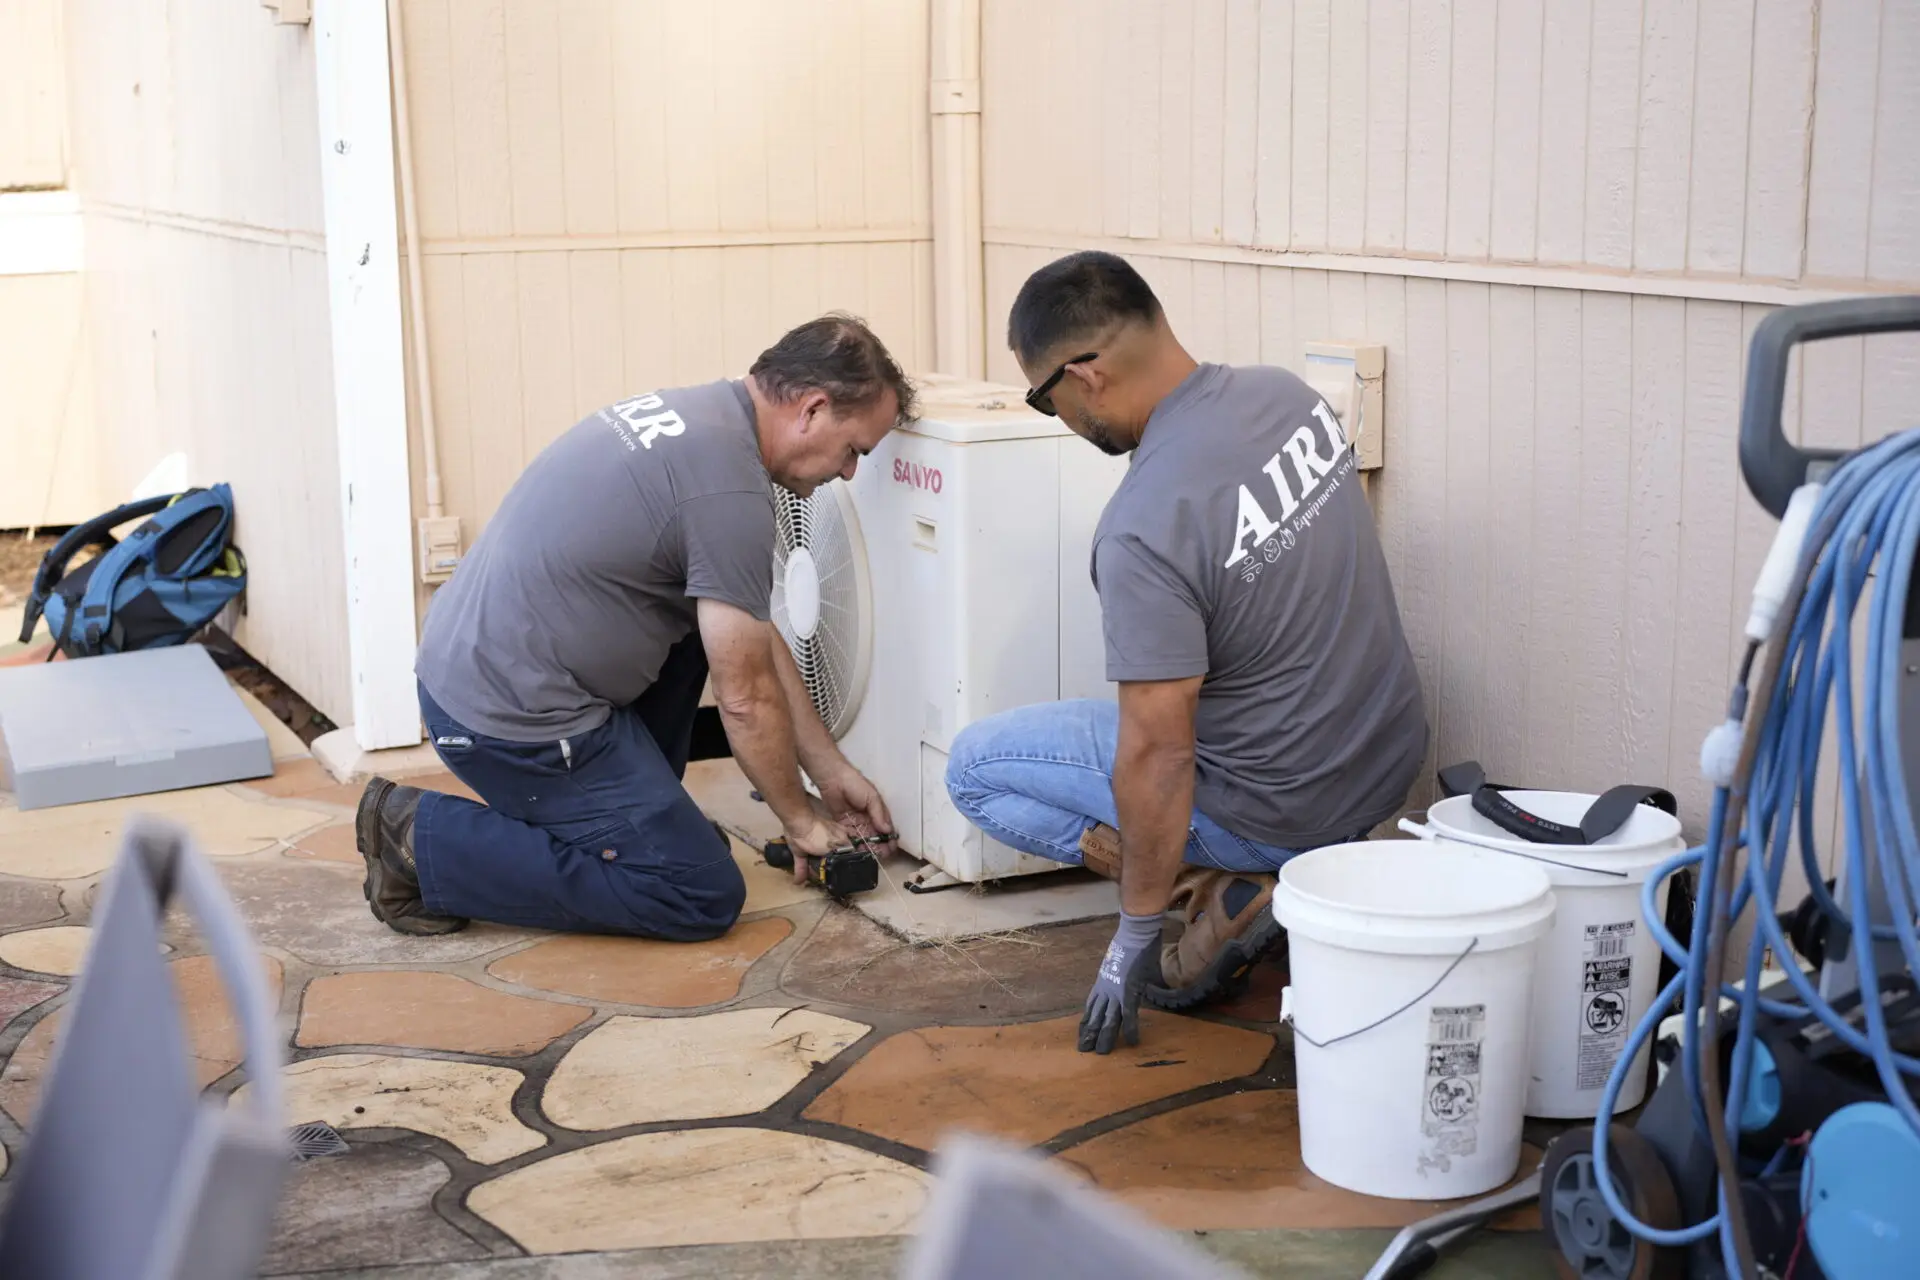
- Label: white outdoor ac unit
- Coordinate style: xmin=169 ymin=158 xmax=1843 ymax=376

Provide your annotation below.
xmin=770 ymin=375 xmax=1130 ymax=888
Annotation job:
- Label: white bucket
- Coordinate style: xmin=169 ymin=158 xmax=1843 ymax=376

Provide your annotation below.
xmin=1399 ymin=791 xmax=1687 ymax=1119
xmin=1273 ymin=841 xmax=1555 ymax=1202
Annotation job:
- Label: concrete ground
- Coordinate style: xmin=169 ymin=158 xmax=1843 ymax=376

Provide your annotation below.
xmin=0 ymin=660 xmax=1560 ymax=1277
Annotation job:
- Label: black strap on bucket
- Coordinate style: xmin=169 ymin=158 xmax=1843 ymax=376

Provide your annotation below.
xmin=1436 ymin=761 xmax=1678 ymax=847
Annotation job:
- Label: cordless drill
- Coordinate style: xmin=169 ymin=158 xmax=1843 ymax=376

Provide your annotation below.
xmin=760 ymin=832 xmax=891 ymax=900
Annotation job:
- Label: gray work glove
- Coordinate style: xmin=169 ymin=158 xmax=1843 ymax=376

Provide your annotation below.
xmin=1079 ymin=911 xmax=1165 ymax=1055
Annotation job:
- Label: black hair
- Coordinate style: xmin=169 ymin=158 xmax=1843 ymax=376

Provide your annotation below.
xmin=749 ymin=312 xmax=917 ymax=422
xmin=1006 ymin=251 xmax=1163 ymax=364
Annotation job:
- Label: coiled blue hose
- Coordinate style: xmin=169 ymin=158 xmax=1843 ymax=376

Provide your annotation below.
xmin=1582 ymin=430 xmax=1920 ymax=1274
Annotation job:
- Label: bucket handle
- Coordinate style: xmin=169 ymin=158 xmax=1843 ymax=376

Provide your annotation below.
xmin=1396 ymin=816 xmax=1633 ymax=880
xmin=1281 ymin=937 xmax=1481 ymax=1049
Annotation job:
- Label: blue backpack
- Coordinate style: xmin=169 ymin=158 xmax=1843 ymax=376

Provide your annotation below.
xmin=21 ymin=485 xmax=248 ymax=659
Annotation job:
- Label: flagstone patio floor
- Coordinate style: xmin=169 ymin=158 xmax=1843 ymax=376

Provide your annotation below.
xmin=0 ymin=709 xmax=1557 ymax=1278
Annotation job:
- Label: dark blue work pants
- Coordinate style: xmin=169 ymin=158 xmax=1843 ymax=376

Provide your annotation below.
xmin=412 ymin=632 xmax=746 ymax=939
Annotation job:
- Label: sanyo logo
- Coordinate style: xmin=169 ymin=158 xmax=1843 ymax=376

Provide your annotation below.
xmin=1224 ymin=402 xmax=1348 ymax=569
xmin=606 ymin=393 xmax=686 ymax=451
xmin=892 ymin=459 xmax=944 ymax=493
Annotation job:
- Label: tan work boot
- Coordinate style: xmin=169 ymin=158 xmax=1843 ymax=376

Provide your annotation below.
xmin=1144 ymin=866 xmax=1283 ymax=1011
xmin=1077 ymin=822 xmax=1124 ymax=881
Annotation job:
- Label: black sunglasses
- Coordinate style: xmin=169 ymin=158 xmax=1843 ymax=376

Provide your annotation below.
xmin=1024 ymin=352 xmax=1098 ymax=416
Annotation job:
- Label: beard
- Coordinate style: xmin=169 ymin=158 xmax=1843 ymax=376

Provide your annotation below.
xmin=1072 ymin=407 xmax=1130 ymax=457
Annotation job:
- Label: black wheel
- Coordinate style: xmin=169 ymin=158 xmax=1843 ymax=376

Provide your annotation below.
xmin=1541 ymin=1125 xmax=1684 ymax=1280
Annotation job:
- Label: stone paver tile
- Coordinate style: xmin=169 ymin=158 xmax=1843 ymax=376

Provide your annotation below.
xmin=803 ymin=1014 xmax=1273 ymax=1150
xmin=468 ymin=1128 xmax=927 ymax=1253
xmin=730 ymin=835 xmax=816 ymax=914
xmin=285 ymin=822 xmax=359 ymax=865
xmin=0 ymin=973 xmax=61 ymax=1032
xmin=238 ymin=1053 xmax=543 ymax=1165
xmin=0 ymin=925 xmax=92 ymax=976
xmin=297 ymin=971 xmax=590 ymax=1057
xmin=210 ymin=860 xmax=535 ymax=966
xmin=0 ymin=787 xmax=333 ymax=881
xmin=0 ymin=878 xmax=64 ymax=931
xmin=2 ymin=954 xmax=282 ymax=1124
xmin=543 ymin=1008 xmax=869 ymax=1130
xmin=239 ymin=757 xmax=367 ymax=808
xmin=488 ymin=917 xmax=791 ymax=1008
xmin=1058 ymin=1090 xmax=1543 ymax=1232
xmin=783 ymin=909 xmax=1110 ymax=1019
xmin=260 ymin=1144 xmax=488 ymax=1275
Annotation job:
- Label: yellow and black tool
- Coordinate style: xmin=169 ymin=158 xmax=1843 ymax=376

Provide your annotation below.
xmin=760 ymin=832 xmax=892 ymax=900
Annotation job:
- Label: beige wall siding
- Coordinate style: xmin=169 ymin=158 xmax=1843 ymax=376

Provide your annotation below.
xmin=63 ymin=0 xmax=351 ymax=722
xmin=397 ymin=0 xmax=936 ymax=533
xmin=0 ymin=0 xmax=66 ymax=191
xmin=0 ymin=270 xmax=93 ymax=527
xmin=982 ymin=0 xmax=1920 ymax=860
xmin=0 ymin=0 xmax=93 ymax=529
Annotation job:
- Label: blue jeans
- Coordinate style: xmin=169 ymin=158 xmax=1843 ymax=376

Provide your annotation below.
xmin=412 ymin=632 xmax=745 ymax=940
xmin=945 ymin=699 xmax=1312 ymax=873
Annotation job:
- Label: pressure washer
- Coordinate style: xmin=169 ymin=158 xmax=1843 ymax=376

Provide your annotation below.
xmin=1367 ymin=296 xmax=1920 ymax=1280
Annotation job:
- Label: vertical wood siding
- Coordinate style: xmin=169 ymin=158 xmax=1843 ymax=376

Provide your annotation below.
xmin=62 ymin=0 xmax=351 ymax=721
xmin=983 ymin=0 xmax=1920 ymax=884
xmin=0 ymin=0 xmax=66 ymax=191
xmin=0 ymin=0 xmax=95 ymax=530
xmin=398 ymin=0 xmax=936 ymax=535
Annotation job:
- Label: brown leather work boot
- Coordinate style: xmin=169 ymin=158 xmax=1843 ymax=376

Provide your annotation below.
xmin=356 ymin=777 xmax=469 ymax=936
xmin=1077 ymin=822 xmax=1124 ymax=881
xmin=1143 ymin=866 xmax=1283 ymax=1011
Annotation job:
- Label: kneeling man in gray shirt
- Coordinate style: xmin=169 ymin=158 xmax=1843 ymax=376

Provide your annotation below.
xmin=946 ymin=252 xmax=1428 ymax=1054
xmin=357 ymin=316 xmax=911 ymax=943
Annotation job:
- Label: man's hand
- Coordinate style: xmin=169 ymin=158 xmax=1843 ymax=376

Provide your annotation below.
xmin=781 ymin=808 xmax=854 ymax=885
xmin=1079 ymin=911 xmax=1165 ymax=1054
xmin=815 ymin=766 xmax=896 ymax=851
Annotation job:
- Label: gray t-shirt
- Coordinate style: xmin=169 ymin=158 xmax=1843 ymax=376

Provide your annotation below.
xmin=415 ymin=379 xmax=774 ymax=741
xmin=1092 ymin=362 xmax=1427 ymax=848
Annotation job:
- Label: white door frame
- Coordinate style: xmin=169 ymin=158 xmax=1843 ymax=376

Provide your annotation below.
xmin=311 ymin=0 xmax=421 ymax=751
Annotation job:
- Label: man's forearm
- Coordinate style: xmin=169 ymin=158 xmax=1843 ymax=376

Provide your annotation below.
xmin=1113 ymin=745 xmax=1195 ymax=916
xmin=716 ymin=671 xmax=815 ymax=829
xmin=768 ymin=636 xmax=846 ymax=782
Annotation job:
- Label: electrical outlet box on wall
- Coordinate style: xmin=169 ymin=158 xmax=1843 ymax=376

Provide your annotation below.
xmin=417 ymin=516 xmax=463 ymax=585
xmin=1302 ymin=341 xmax=1385 ymax=472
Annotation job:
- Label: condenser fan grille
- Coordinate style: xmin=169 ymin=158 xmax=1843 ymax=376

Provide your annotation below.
xmin=769 ymin=481 xmax=872 ymax=739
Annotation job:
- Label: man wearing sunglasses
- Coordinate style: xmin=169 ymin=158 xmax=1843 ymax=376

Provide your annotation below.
xmin=946 ymin=251 xmax=1427 ymax=1054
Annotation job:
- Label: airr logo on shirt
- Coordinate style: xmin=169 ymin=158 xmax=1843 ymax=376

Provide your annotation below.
xmin=604 ymin=393 xmax=687 ymax=452
xmin=1224 ymin=401 xmax=1349 ymax=570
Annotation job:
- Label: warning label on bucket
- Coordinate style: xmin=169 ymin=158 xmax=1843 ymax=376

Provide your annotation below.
xmin=1576 ymin=921 xmax=1635 ymax=1091
xmin=1418 ymin=1004 xmax=1485 ymax=1176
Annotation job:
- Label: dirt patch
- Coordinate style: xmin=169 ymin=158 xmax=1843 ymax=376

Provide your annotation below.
xmin=0 ymin=532 xmax=63 ymax=609
xmin=204 ymin=631 xmax=339 ymax=746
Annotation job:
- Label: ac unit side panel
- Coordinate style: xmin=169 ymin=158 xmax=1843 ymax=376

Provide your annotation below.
xmin=944 ymin=436 xmax=1063 ymax=741
xmin=1057 ymin=442 xmax=1132 ymax=705
xmin=919 ymin=742 xmax=1074 ymax=882
xmin=834 ymin=426 xmax=1080 ymax=882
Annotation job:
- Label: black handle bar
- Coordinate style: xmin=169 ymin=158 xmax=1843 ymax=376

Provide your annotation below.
xmin=1741 ymin=295 xmax=1920 ymax=518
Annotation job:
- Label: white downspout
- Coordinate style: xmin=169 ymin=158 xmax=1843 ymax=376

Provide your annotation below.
xmin=385 ymin=0 xmax=443 ymax=522
xmin=930 ymin=0 xmax=985 ymax=378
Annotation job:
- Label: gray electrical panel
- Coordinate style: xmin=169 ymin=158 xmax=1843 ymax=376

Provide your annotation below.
xmin=0 ymin=645 xmax=273 ymax=810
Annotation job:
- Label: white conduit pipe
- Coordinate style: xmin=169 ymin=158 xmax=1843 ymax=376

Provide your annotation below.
xmin=385 ymin=0 xmax=444 ymax=520
xmin=930 ymin=0 xmax=985 ymax=378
